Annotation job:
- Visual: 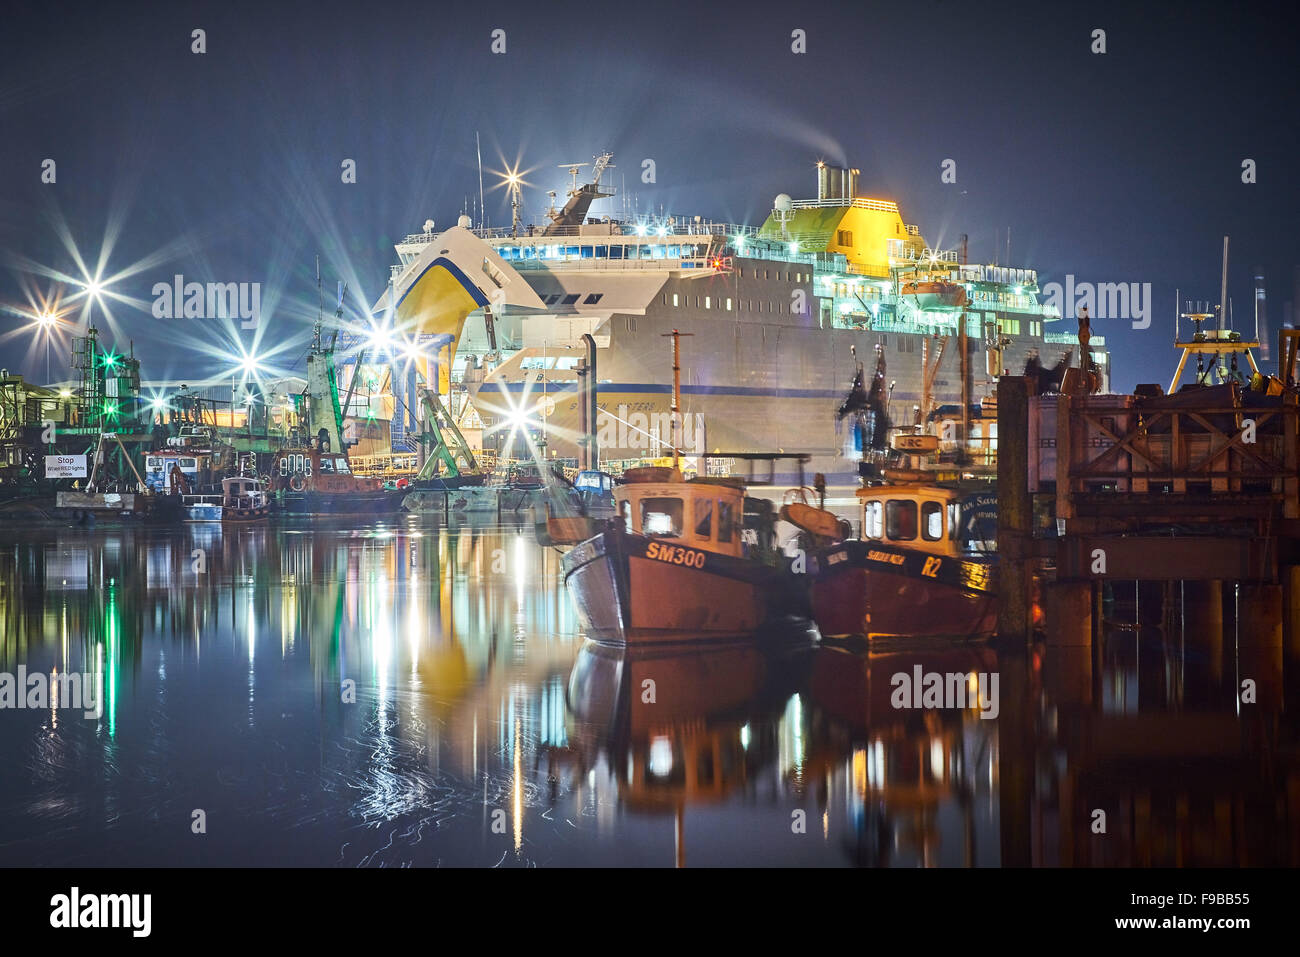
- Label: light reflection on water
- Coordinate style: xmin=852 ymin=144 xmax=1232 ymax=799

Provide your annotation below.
xmin=0 ymin=520 xmax=1295 ymax=866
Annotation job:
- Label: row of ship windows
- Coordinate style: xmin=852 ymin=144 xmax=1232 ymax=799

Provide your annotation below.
xmin=742 ymin=268 xmax=811 ymax=283
xmin=972 ymin=290 xmax=1032 ymax=309
xmin=994 ymin=319 xmax=1043 ymax=337
xmin=828 ymin=284 xmax=883 ymax=299
xmin=661 ymin=293 xmax=812 ymax=314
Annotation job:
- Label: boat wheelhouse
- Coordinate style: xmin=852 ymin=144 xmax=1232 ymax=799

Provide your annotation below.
xmin=145 ymin=451 xmax=205 ymax=492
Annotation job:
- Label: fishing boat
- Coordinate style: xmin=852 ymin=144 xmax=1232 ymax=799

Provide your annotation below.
xmin=269 ymin=446 xmax=405 ymax=517
xmin=54 ymin=433 xmax=186 ymax=526
xmin=775 ymin=335 xmax=1000 ymax=640
xmin=533 ymin=469 xmax=617 ymax=547
xmin=809 ymin=480 xmax=998 ymax=640
xmin=401 ymin=466 xmax=557 ymax=516
xmin=561 ymin=463 xmax=806 ymax=644
xmin=561 ymin=328 xmax=815 ymax=643
xmin=221 ymin=475 xmax=270 ymax=522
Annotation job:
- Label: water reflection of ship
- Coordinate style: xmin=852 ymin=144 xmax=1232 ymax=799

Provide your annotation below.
xmin=805 ymin=643 xmax=1000 ymax=866
xmin=560 ymin=633 xmax=815 ymax=864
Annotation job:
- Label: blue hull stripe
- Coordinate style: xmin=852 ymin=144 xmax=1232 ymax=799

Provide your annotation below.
xmin=477 ymin=381 xmax=923 ymax=402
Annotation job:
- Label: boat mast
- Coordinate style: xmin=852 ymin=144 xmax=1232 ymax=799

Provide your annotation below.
xmin=1218 ymin=236 xmax=1230 ymax=332
xmin=958 ymin=311 xmax=970 ymax=466
xmin=662 ymin=329 xmax=693 ymax=469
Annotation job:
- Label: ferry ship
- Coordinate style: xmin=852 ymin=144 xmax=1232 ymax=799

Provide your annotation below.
xmin=373 ymin=155 xmax=1109 ymax=489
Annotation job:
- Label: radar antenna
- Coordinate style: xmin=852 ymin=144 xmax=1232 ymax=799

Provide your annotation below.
xmin=558 ymin=162 xmax=589 ymax=198
xmin=545 ymin=152 xmax=617 ymax=235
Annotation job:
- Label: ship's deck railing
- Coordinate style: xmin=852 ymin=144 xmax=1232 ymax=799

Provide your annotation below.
xmin=509 ymin=256 xmax=720 ymax=272
xmin=398 ymin=221 xmax=762 ymax=248
xmin=351 ymin=451 xmax=419 ymax=476
xmin=891 ymin=247 xmax=959 ymax=264
xmin=956 ymin=264 xmax=1039 ymax=286
xmin=789 ymin=197 xmax=901 ymax=213
xmin=843 ymin=262 xmax=892 ymax=279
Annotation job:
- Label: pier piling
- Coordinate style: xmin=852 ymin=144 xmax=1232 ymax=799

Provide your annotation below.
xmin=1182 ymin=580 xmax=1225 ymax=706
xmin=1238 ymin=583 xmax=1284 ymax=710
xmin=1044 ymin=581 xmax=1093 ymax=648
xmin=996 ymin=376 xmax=1033 ymax=645
xmin=1284 ymin=567 xmax=1300 ymax=706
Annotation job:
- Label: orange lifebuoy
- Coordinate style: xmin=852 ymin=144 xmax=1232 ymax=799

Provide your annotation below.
xmin=290 ymin=474 xmax=306 ymax=492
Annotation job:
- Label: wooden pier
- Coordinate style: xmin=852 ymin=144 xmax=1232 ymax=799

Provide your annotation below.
xmin=997 ymin=344 xmax=1300 ymax=652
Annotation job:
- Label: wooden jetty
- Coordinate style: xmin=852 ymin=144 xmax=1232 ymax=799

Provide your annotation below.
xmin=999 ymin=328 xmax=1300 ymax=650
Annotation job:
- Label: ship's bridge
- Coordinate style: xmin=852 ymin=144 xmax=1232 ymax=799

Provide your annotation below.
xmin=393 ymin=216 xmax=843 ymax=281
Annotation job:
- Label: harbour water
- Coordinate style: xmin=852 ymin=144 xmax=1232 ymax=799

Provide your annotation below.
xmin=0 ymin=518 xmax=1295 ymax=867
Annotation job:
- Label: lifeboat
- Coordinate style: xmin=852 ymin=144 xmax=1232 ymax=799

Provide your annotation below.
xmin=899 ymin=280 xmax=968 ymax=311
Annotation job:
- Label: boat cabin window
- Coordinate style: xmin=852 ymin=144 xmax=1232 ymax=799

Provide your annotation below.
xmin=922 ymin=501 xmax=944 ymax=541
xmin=318 ymin=458 xmax=335 ymax=474
xmin=948 ymin=502 xmax=959 ymax=540
xmin=279 ymin=454 xmax=311 ymax=476
xmin=717 ymin=500 xmax=735 ymax=543
xmin=694 ymin=498 xmax=713 ymax=538
xmin=863 ymin=500 xmax=884 ymax=539
xmin=886 ymin=500 xmax=917 ymax=541
xmin=619 ymin=499 xmax=633 ymax=533
xmin=640 ymin=497 xmax=683 ymax=537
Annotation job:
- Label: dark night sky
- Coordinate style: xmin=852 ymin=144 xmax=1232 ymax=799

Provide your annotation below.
xmin=1 ymin=0 xmax=1297 ymax=391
